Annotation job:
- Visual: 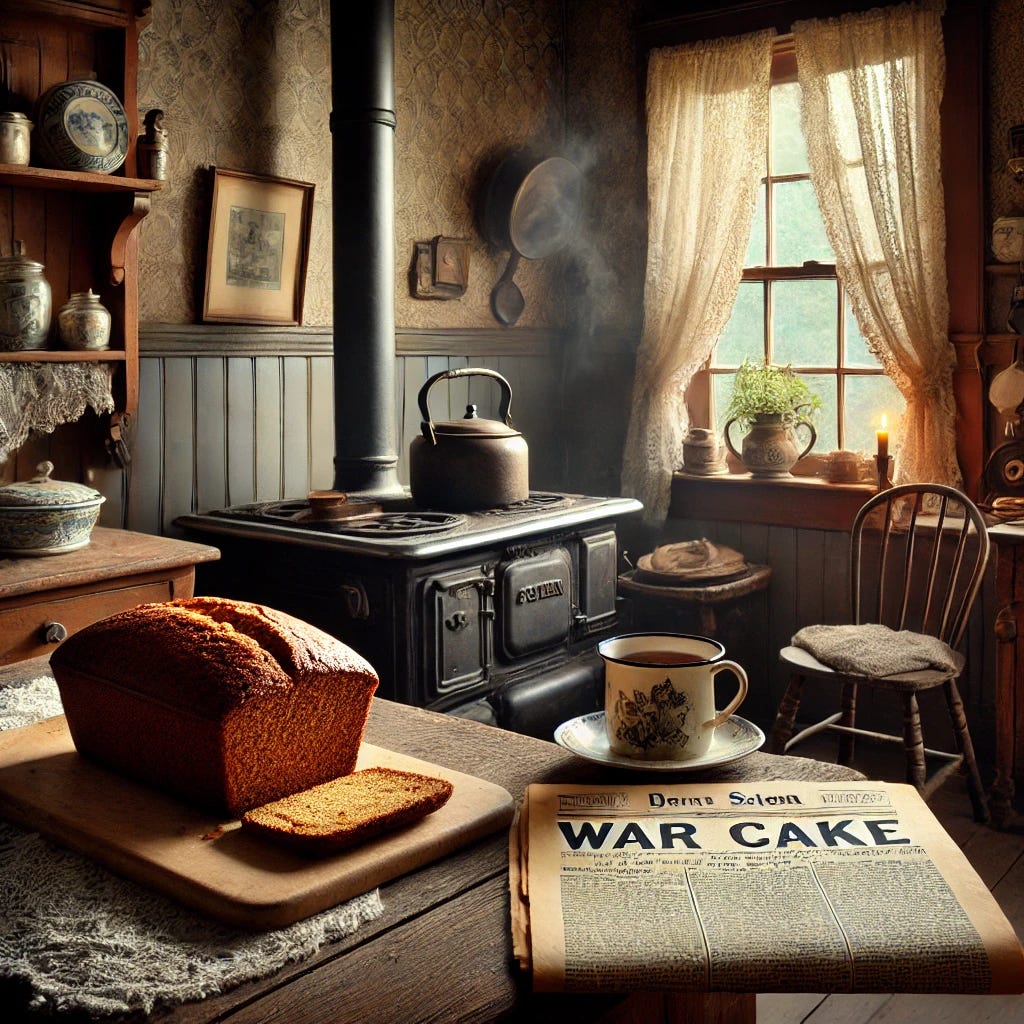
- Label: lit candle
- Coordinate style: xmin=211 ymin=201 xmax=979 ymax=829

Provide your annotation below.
xmin=876 ymin=415 xmax=889 ymax=461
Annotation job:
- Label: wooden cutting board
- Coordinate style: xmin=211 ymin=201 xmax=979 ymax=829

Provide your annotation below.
xmin=0 ymin=715 xmax=515 ymax=930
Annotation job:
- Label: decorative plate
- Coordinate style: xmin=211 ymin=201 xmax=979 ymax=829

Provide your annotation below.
xmin=34 ymin=79 xmax=129 ymax=174
xmin=553 ymin=711 xmax=765 ymax=772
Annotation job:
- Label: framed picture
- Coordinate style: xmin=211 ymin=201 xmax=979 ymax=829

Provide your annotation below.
xmin=202 ymin=168 xmax=315 ymax=325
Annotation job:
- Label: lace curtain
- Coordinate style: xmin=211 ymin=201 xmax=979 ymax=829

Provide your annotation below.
xmin=0 ymin=363 xmax=115 ymax=466
xmin=794 ymin=0 xmax=958 ymax=488
xmin=621 ymin=30 xmax=775 ymax=524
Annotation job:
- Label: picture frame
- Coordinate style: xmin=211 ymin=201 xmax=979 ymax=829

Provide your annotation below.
xmin=202 ymin=167 xmax=315 ymax=325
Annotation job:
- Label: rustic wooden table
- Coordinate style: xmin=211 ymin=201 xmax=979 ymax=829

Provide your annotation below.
xmin=0 ymin=661 xmax=864 ymax=1024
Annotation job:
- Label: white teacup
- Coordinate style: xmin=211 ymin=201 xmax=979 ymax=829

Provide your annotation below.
xmin=598 ymin=632 xmax=749 ymax=760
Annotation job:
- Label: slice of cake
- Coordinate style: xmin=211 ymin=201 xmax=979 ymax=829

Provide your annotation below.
xmin=240 ymin=766 xmax=454 ymax=854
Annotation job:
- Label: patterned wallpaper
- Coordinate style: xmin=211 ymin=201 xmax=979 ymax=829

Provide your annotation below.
xmin=135 ymin=0 xmax=624 ymax=330
xmin=139 ymin=0 xmax=1010 ymax=338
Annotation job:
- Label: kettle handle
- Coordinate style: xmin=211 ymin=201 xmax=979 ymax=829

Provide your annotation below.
xmin=418 ymin=367 xmax=515 ymax=441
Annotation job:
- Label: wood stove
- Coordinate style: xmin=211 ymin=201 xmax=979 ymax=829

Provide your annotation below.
xmin=175 ymin=3 xmax=643 ymax=740
xmin=177 ymin=491 xmax=640 ymax=738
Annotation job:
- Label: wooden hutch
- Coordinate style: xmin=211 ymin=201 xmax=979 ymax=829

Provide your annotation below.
xmin=0 ymin=0 xmax=159 ymax=492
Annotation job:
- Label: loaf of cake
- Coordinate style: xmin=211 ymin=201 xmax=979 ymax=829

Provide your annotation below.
xmin=49 ymin=597 xmax=379 ymax=816
xmin=240 ymin=766 xmax=454 ymax=854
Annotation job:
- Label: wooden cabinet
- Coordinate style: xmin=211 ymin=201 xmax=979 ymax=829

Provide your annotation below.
xmin=0 ymin=527 xmax=220 ymax=665
xmin=0 ymin=0 xmax=159 ymax=482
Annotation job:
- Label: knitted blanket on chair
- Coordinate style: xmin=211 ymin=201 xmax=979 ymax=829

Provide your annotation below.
xmin=791 ymin=623 xmax=962 ymax=677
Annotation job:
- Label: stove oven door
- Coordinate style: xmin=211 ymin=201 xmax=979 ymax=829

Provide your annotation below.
xmin=425 ymin=565 xmax=494 ymax=704
xmin=498 ymin=547 xmax=573 ymax=660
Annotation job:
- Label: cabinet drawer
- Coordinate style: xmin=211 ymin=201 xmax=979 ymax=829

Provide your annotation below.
xmin=0 ymin=576 xmax=188 ymax=664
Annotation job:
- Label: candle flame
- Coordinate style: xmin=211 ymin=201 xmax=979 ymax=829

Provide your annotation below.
xmin=880 ymin=413 xmax=888 ymax=431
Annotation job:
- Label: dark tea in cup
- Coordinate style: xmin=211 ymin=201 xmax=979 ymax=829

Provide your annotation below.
xmin=624 ymin=650 xmax=705 ymax=666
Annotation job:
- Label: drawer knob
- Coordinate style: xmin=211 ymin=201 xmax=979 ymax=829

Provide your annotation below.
xmin=44 ymin=622 xmax=68 ymax=644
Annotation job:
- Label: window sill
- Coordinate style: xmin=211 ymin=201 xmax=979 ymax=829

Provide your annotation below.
xmin=668 ymin=472 xmax=875 ymax=531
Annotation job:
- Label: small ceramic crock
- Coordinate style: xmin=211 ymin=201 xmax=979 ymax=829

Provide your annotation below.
xmin=0 ymin=461 xmax=105 ymax=556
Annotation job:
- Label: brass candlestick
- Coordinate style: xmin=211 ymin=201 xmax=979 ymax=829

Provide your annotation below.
xmin=876 ymin=454 xmax=894 ymax=491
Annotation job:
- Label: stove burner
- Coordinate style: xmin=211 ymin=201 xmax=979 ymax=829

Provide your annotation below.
xmin=332 ymin=511 xmax=466 ymax=535
xmin=479 ymin=492 xmax=569 ymax=516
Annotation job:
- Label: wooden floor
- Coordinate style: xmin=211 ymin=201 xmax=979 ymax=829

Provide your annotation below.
xmin=757 ymin=737 xmax=1024 ymax=1024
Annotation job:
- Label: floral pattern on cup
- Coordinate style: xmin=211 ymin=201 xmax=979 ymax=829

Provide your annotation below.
xmin=612 ymin=677 xmax=693 ymax=754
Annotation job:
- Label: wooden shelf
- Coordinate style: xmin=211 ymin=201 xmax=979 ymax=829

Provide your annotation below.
xmin=986 ymin=263 xmax=1021 ymax=276
xmin=0 ymin=350 xmax=126 ymax=363
xmin=669 ymin=472 xmax=875 ymax=531
xmin=0 ymin=164 xmax=163 ymax=194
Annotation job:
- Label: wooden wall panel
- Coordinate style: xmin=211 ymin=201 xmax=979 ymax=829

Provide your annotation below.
xmin=160 ymin=358 xmax=194 ymax=536
xmin=253 ymin=357 xmax=283 ymax=502
xmin=309 ymin=355 xmax=335 ymax=491
xmin=127 ymin=358 xmax=162 ymax=533
xmin=194 ymin=357 xmax=228 ymax=513
xmin=282 ymin=357 xmax=310 ymax=500
xmin=225 ymin=357 xmax=256 ymax=507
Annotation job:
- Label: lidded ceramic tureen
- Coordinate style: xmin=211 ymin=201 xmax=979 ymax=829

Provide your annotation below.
xmin=0 ymin=461 xmax=105 ymax=555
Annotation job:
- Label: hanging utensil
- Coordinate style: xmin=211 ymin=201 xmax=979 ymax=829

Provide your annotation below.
xmin=481 ymin=154 xmax=583 ymax=326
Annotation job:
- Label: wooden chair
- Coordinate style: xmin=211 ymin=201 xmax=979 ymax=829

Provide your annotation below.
xmin=769 ymin=483 xmax=991 ymax=822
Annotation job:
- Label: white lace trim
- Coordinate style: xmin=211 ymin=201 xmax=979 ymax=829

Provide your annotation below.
xmin=0 ymin=676 xmax=385 ymax=1017
xmin=0 ymin=363 xmax=115 ymax=465
xmin=622 ymin=29 xmax=775 ymax=523
xmin=795 ymin=0 xmax=959 ymax=488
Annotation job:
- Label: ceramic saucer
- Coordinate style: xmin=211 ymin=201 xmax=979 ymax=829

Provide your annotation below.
xmin=553 ymin=711 xmax=765 ymax=772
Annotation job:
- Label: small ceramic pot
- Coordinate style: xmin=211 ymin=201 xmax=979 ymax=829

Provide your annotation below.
xmin=0 ymin=461 xmax=105 ymax=556
xmin=0 ymin=241 xmax=51 ymax=351
xmin=682 ymin=428 xmax=728 ymax=475
xmin=58 ymin=289 xmax=111 ymax=350
xmin=0 ymin=112 xmax=32 ymax=165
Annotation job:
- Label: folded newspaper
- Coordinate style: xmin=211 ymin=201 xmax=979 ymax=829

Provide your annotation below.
xmin=510 ymin=780 xmax=1024 ymax=994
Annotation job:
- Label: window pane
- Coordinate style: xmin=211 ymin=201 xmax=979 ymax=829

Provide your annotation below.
xmin=773 ymin=180 xmax=833 ymax=265
xmin=771 ymin=81 xmax=808 ymax=176
xmin=772 ymin=279 xmax=837 ymax=367
xmin=801 ymin=373 xmax=837 ymax=453
xmin=843 ymin=296 xmax=881 ymax=368
xmin=713 ymin=372 xmax=737 ymax=442
xmin=714 ymin=281 xmax=764 ymax=367
xmin=844 ymin=375 xmax=904 ymax=454
xmin=745 ymin=184 xmax=766 ymax=267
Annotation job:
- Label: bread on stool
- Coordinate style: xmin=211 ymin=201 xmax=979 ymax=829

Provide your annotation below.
xmin=49 ymin=596 xmax=379 ymax=816
xmin=241 ymin=766 xmax=454 ymax=854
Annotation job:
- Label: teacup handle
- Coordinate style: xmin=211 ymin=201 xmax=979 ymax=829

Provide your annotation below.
xmin=705 ymin=660 xmax=749 ymax=729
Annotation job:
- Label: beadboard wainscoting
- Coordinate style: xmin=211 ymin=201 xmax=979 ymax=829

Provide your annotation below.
xmin=121 ymin=324 xmax=1001 ymax=776
xmin=129 ymin=325 xmax=570 ymax=536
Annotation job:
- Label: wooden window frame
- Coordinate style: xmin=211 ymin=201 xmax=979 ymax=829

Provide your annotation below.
xmin=637 ymin=0 xmax=985 ymax=528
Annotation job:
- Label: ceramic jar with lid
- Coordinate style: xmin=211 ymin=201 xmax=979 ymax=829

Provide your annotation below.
xmin=0 ymin=111 xmax=32 ymax=165
xmin=682 ymin=427 xmax=728 ymax=475
xmin=0 ymin=240 xmax=51 ymax=351
xmin=58 ymin=289 xmax=111 ymax=350
xmin=0 ymin=461 xmax=105 ymax=555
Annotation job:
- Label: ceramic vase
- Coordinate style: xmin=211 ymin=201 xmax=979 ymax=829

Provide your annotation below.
xmin=0 ymin=241 xmax=51 ymax=351
xmin=723 ymin=413 xmax=816 ymax=478
xmin=58 ymin=290 xmax=111 ymax=350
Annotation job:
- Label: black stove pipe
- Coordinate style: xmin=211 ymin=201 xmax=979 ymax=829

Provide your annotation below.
xmin=329 ymin=0 xmax=404 ymax=499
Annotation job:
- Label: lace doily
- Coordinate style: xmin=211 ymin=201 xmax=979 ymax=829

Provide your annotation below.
xmin=0 ymin=676 xmax=385 ymax=1018
xmin=0 ymin=363 xmax=115 ymax=464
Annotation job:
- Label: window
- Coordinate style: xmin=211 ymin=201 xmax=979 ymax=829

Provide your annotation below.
xmin=705 ymin=46 xmax=904 ymax=458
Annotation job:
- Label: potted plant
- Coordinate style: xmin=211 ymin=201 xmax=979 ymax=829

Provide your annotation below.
xmin=722 ymin=360 xmax=822 ymax=477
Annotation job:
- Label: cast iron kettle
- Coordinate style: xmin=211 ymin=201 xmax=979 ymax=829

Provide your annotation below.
xmin=409 ymin=367 xmax=529 ymax=512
